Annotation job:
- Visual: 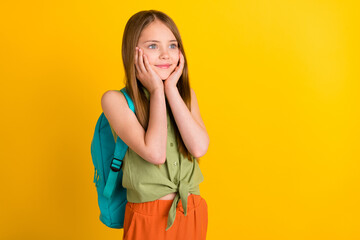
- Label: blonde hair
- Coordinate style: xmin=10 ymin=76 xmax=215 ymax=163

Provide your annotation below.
xmin=121 ymin=10 xmax=199 ymax=164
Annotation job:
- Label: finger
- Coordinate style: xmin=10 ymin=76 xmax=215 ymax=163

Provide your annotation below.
xmin=143 ymin=54 xmax=157 ymax=75
xmin=144 ymin=54 xmax=162 ymax=80
xmin=138 ymin=48 xmax=147 ymax=73
xmin=143 ymin=54 xmax=151 ymax=73
xmin=178 ymin=54 xmax=184 ymax=73
xmin=173 ymin=53 xmax=183 ymax=73
xmin=143 ymin=54 xmax=158 ymax=77
xmin=180 ymin=51 xmax=185 ymax=67
xmin=134 ymin=47 xmax=141 ymax=73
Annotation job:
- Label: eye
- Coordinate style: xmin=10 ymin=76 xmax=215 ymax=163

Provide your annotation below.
xmin=149 ymin=44 xmax=157 ymax=49
xmin=170 ymin=44 xmax=178 ymax=49
xmin=148 ymin=43 xmax=178 ymax=49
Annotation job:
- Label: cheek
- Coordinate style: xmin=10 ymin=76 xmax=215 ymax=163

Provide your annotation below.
xmin=171 ymin=52 xmax=179 ymax=62
xmin=142 ymin=51 xmax=156 ymax=65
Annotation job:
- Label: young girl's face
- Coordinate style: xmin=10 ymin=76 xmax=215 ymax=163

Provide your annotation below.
xmin=137 ymin=20 xmax=180 ymax=80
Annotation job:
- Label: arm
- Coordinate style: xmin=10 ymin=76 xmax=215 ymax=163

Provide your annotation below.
xmin=101 ymin=88 xmax=167 ymax=165
xmin=164 ymin=86 xmax=209 ymax=158
xmin=145 ymin=88 xmax=168 ymax=163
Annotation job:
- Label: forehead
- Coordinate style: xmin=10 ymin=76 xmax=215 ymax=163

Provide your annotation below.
xmin=139 ymin=20 xmax=176 ymax=41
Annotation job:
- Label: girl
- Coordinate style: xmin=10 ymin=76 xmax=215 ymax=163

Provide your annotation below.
xmin=101 ymin=10 xmax=209 ymax=240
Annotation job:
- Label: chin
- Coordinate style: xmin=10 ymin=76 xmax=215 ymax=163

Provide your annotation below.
xmin=157 ymin=72 xmax=170 ymax=80
xmin=160 ymin=76 xmax=168 ymax=80
xmin=159 ymin=70 xmax=175 ymax=80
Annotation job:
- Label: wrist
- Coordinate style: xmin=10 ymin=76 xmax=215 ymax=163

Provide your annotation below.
xmin=164 ymin=83 xmax=177 ymax=93
xmin=150 ymin=85 xmax=164 ymax=95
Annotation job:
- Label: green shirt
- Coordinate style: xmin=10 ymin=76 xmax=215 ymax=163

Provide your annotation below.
xmin=110 ymin=87 xmax=204 ymax=231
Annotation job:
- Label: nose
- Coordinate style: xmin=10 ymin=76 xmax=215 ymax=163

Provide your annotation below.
xmin=159 ymin=47 xmax=170 ymax=59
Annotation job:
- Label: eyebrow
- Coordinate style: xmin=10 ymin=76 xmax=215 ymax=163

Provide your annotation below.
xmin=143 ymin=40 xmax=178 ymax=43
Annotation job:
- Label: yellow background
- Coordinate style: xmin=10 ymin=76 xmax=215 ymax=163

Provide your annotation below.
xmin=1 ymin=0 xmax=359 ymax=239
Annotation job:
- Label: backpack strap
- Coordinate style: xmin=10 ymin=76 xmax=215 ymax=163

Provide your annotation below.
xmin=103 ymin=87 xmax=135 ymax=199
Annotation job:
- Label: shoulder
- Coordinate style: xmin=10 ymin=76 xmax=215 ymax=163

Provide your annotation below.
xmin=101 ymin=90 xmax=128 ymax=112
xmin=101 ymin=89 xmax=124 ymax=99
xmin=101 ymin=89 xmax=126 ymax=103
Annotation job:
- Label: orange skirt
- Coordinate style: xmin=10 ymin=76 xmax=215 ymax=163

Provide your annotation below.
xmin=122 ymin=194 xmax=208 ymax=240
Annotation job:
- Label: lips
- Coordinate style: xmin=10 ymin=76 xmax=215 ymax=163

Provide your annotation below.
xmin=156 ymin=64 xmax=171 ymax=69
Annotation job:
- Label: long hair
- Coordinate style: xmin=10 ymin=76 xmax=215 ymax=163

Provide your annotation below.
xmin=121 ymin=10 xmax=199 ymax=164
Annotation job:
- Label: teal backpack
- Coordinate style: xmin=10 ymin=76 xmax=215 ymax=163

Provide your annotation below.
xmin=90 ymin=87 xmax=135 ymax=228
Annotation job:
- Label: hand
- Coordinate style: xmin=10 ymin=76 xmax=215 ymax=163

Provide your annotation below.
xmin=163 ymin=50 xmax=185 ymax=90
xmin=134 ymin=47 xmax=164 ymax=94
